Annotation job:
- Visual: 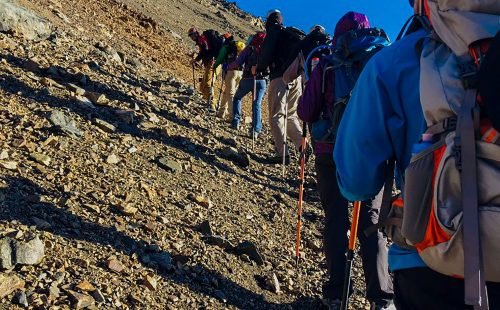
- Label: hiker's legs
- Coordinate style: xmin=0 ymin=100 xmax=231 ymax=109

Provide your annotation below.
xmin=232 ymin=79 xmax=251 ymax=127
xmin=285 ymin=77 xmax=303 ymax=150
xmin=201 ymin=63 xmax=212 ymax=101
xmin=394 ymin=267 xmax=500 ymax=310
xmin=210 ymin=66 xmax=221 ymax=110
xmin=218 ymin=70 xmax=242 ymax=119
xmin=315 ymin=154 xmax=349 ymax=300
xmin=357 ymin=200 xmax=393 ymax=304
xmin=252 ymin=79 xmax=266 ymax=133
xmin=268 ymin=77 xmax=288 ymax=156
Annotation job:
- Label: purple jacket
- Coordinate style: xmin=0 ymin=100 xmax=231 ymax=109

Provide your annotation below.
xmin=298 ymin=60 xmax=335 ymax=155
xmin=298 ymin=11 xmax=370 ymax=155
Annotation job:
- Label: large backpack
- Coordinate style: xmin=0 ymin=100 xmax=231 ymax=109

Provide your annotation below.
xmin=380 ymin=2 xmax=500 ymax=308
xmin=310 ymin=28 xmax=390 ymax=144
xmin=279 ymin=26 xmax=306 ymax=68
xmin=202 ymin=29 xmax=224 ymax=58
xmin=301 ymin=31 xmax=331 ymax=79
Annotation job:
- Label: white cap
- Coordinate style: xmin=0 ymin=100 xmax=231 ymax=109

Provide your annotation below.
xmin=266 ymin=9 xmax=281 ymax=19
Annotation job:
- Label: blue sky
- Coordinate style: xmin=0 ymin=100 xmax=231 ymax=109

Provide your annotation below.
xmin=235 ymin=0 xmax=413 ymax=41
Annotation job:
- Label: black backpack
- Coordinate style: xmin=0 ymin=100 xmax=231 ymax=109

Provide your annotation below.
xmin=300 ymin=31 xmax=331 ymax=78
xmin=202 ymin=29 xmax=224 ymax=58
xmin=479 ymin=30 xmax=500 ymax=132
xmin=280 ymin=26 xmax=306 ymax=64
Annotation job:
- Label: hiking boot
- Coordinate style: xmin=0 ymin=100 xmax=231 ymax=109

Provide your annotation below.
xmin=230 ymin=123 xmax=241 ymax=130
xmin=250 ymin=129 xmax=260 ymax=140
xmin=370 ymin=301 xmax=396 ymax=310
xmin=265 ymin=155 xmax=290 ymax=165
xmin=321 ymin=298 xmax=341 ymax=310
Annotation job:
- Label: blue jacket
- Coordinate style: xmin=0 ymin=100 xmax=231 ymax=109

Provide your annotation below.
xmin=334 ymin=29 xmax=428 ymax=271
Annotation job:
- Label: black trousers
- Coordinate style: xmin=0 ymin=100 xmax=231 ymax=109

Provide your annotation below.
xmin=394 ymin=267 xmax=500 ymax=310
xmin=315 ymin=154 xmax=393 ymax=303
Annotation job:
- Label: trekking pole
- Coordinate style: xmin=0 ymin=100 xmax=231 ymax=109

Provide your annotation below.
xmin=252 ymin=76 xmax=257 ymax=151
xmin=282 ymin=85 xmax=290 ymax=177
xmin=340 ymin=201 xmax=362 ymax=310
xmin=216 ymin=68 xmax=226 ymax=112
xmin=294 ymin=122 xmax=308 ymax=268
xmin=192 ymin=62 xmax=196 ymax=90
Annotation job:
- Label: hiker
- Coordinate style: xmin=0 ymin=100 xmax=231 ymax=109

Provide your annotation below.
xmin=334 ymin=1 xmax=500 ymax=309
xmin=298 ymin=12 xmax=393 ymax=310
xmin=283 ymin=24 xmax=330 ymax=85
xmin=213 ymin=33 xmax=246 ymax=120
xmin=188 ymin=27 xmax=223 ymax=112
xmin=255 ymin=9 xmax=304 ymax=164
xmin=228 ymin=32 xmax=268 ymax=138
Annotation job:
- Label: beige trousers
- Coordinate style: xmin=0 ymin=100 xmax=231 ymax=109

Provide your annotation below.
xmin=217 ymin=70 xmax=243 ymax=119
xmin=200 ymin=63 xmax=221 ymax=109
xmin=268 ymin=77 xmax=303 ymax=156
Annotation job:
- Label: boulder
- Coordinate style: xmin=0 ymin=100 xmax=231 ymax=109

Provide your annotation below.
xmin=0 ymin=0 xmax=52 ymax=41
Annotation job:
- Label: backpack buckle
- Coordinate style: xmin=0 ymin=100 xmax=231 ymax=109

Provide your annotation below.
xmin=459 ymin=62 xmax=479 ymax=90
xmin=443 ymin=118 xmax=457 ymax=132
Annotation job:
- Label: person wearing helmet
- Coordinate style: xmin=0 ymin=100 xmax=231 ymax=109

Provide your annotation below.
xmin=254 ymin=9 xmax=304 ymax=164
xmin=213 ymin=33 xmax=246 ymax=120
xmin=334 ymin=1 xmax=500 ymax=309
xmin=188 ymin=27 xmax=222 ymax=111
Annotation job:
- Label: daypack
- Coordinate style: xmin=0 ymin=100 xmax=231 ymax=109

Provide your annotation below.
xmin=301 ymin=31 xmax=331 ymax=79
xmin=250 ymin=32 xmax=266 ymax=54
xmin=378 ymin=2 xmax=500 ymax=308
xmin=202 ymin=29 xmax=224 ymax=58
xmin=310 ymin=28 xmax=390 ymax=144
xmin=279 ymin=26 xmax=306 ymax=67
xmin=223 ymin=38 xmax=244 ymax=65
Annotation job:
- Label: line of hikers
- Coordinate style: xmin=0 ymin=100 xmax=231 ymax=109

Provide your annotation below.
xmin=189 ymin=1 xmax=500 ymax=309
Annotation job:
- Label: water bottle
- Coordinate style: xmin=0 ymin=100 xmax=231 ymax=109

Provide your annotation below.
xmin=411 ymin=133 xmax=434 ymax=156
xmin=311 ymin=57 xmax=320 ymax=72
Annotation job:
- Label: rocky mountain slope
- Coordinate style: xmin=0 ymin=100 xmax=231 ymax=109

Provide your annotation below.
xmin=0 ymin=0 xmax=371 ymax=309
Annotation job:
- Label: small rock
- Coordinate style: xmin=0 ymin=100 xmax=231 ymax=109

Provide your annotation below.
xmin=0 ymin=161 xmax=18 ymax=170
xmin=116 ymin=203 xmax=137 ymax=216
xmin=188 ymin=194 xmax=212 ymax=208
xmin=0 ymin=238 xmax=13 ymax=269
xmin=106 ymin=154 xmax=120 ymax=164
xmin=198 ymin=220 xmax=213 ymax=236
xmin=265 ymin=272 xmax=281 ymax=293
xmin=49 ymin=110 xmax=83 ymax=138
xmin=83 ymin=203 xmax=100 ymax=213
xmin=244 ymin=116 xmax=253 ymax=124
xmin=66 ymin=83 xmax=86 ymax=96
xmin=0 ymin=149 xmax=8 ymax=160
xmin=74 ymin=95 xmax=96 ymax=110
xmin=202 ymin=235 xmax=235 ymax=250
xmin=141 ymin=251 xmax=172 ymax=271
xmin=13 ymin=291 xmax=28 ymax=307
xmin=128 ymin=146 xmax=137 ymax=154
xmin=214 ymin=290 xmax=227 ymax=303
xmin=91 ymin=289 xmax=105 ymax=303
xmin=48 ymin=284 xmax=60 ymax=300
xmin=29 ymin=153 xmax=51 ymax=166
xmin=85 ymin=92 xmax=108 ymax=105
xmin=15 ymin=236 xmax=45 ymax=265
xmin=0 ymin=274 xmax=25 ymax=299
xmin=76 ymin=280 xmax=95 ymax=292
xmin=235 ymin=241 xmax=264 ymax=265
xmin=106 ymin=258 xmax=125 ymax=273
xmin=157 ymin=157 xmax=182 ymax=173
xmin=143 ymin=275 xmax=157 ymax=291
xmin=67 ymin=290 xmax=95 ymax=309
xmin=92 ymin=118 xmax=116 ymax=133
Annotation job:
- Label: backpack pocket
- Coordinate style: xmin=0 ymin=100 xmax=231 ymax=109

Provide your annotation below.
xmin=383 ymin=196 xmax=414 ymax=250
xmin=403 ymin=139 xmax=447 ymax=245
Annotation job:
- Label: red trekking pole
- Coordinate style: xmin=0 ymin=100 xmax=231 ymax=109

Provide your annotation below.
xmin=341 ymin=201 xmax=362 ymax=310
xmin=294 ymin=122 xmax=308 ymax=267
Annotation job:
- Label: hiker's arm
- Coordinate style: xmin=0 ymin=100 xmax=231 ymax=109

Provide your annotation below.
xmin=195 ymin=38 xmax=210 ymax=62
xmin=298 ymin=64 xmax=324 ymax=123
xmin=257 ymin=28 xmax=278 ymax=73
xmin=334 ymin=61 xmax=394 ymax=202
xmin=213 ymin=46 xmax=227 ymax=69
